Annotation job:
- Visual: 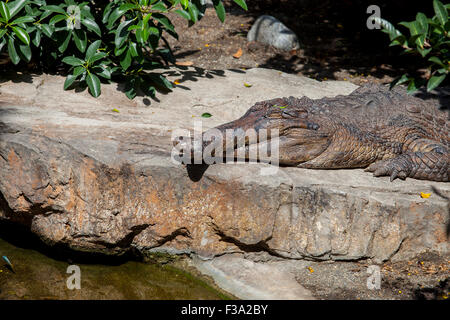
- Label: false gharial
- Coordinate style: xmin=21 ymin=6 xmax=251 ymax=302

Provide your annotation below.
xmin=181 ymin=84 xmax=449 ymax=182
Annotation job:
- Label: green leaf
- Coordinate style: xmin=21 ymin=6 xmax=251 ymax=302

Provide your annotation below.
xmin=153 ymin=13 xmax=175 ymax=33
xmin=64 ymin=73 xmax=77 ymax=90
xmin=0 ymin=38 xmax=6 ymax=51
xmin=11 ymin=16 xmax=34 ymax=25
xmin=399 ymin=21 xmax=420 ymax=36
xmin=85 ymin=39 xmax=101 ymax=59
xmin=406 ymin=78 xmax=418 ymax=94
xmin=41 ymin=5 xmax=67 ymax=15
xmin=86 ymin=73 xmax=101 ymax=97
xmin=39 ymin=24 xmax=53 ymax=38
xmin=125 ymin=86 xmax=136 ymax=99
xmin=143 ymin=12 xmax=152 ymax=27
xmin=58 ymin=31 xmax=71 ymax=53
xmin=428 ymin=56 xmax=446 ymax=67
xmin=232 ymin=0 xmax=247 ymax=10
xmin=11 ymin=26 xmax=30 ymax=45
xmin=7 ymin=0 xmax=27 ymax=19
xmin=73 ymin=65 xmax=85 ymax=76
xmin=433 ymin=0 xmax=448 ymax=25
xmin=49 ymin=14 xmax=67 ymax=25
xmin=0 ymin=29 xmax=7 ymax=40
xmin=107 ymin=7 xmax=128 ymax=28
xmin=415 ymin=12 xmax=428 ymax=34
xmin=120 ymin=48 xmax=132 ymax=70
xmin=95 ymin=66 xmax=111 ymax=79
xmin=181 ymin=0 xmax=188 ymax=9
xmin=102 ymin=2 xmax=114 ymax=24
xmin=134 ymin=21 xmax=144 ymax=43
xmin=119 ymin=3 xmax=139 ymax=12
xmin=427 ymin=74 xmax=446 ymax=92
xmin=389 ymin=75 xmax=410 ymax=90
xmin=115 ymin=19 xmax=133 ymax=48
xmin=0 ymin=2 xmax=11 ymax=22
xmin=40 ymin=9 xmax=53 ymax=21
xmin=73 ymin=29 xmax=87 ymax=53
xmin=81 ymin=18 xmax=101 ymax=37
xmin=187 ymin=2 xmax=199 ymax=23
xmin=213 ymin=0 xmax=225 ymax=23
xmin=201 ymin=112 xmax=212 ymax=118
xmin=114 ymin=44 xmax=127 ymax=56
xmin=88 ymin=52 xmax=107 ymax=64
xmin=174 ymin=9 xmax=190 ymax=20
xmin=62 ymin=55 xmax=84 ymax=66
xmin=417 ymin=47 xmax=431 ymax=57
xmin=18 ymin=42 xmax=31 ymax=61
xmin=7 ymin=38 xmax=20 ymax=64
xmin=128 ymin=42 xmax=138 ymax=57
xmin=151 ymin=1 xmax=167 ymax=12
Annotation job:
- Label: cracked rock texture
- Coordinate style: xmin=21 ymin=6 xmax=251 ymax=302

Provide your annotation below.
xmin=0 ymin=68 xmax=448 ymax=262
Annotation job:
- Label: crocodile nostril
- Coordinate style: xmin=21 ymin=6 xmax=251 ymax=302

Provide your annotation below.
xmin=307 ymin=122 xmax=319 ymax=130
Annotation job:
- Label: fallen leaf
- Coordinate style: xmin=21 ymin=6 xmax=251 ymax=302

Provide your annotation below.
xmin=205 ymin=44 xmax=210 ymax=47
xmin=244 ymin=82 xmax=252 ymax=88
xmin=420 ymin=192 xmax=431 ymax=198
xmin=175 ymin=61 xmax=194 ymax=66
xmin=112 ymin=108 xmax=120 ymax=113
xmin=201 ymin=112 xmax=212 ymax=118
xmin=173 ymin=79 xmax=181 ymax=85
xmin=307 ymin=267 xmax=314 ymax=273
xmin=233 ymin=48 xmax=243 ymax=59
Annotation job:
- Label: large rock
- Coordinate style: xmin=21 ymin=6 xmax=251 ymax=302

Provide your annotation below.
xmin=0 ymin=68 xmax=448 ymax=263
xmin=247 ymin=15 xmax=300 ymax=51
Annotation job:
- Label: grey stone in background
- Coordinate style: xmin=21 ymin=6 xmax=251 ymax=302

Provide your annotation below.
xmin=201 ymin=0 xmax=213 ymax=7
xmin=247 ymin=15 xmax=300 ymax=51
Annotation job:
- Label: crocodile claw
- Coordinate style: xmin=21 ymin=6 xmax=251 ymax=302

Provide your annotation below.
xmin=365 ymin=159 xmax=409 ymax=181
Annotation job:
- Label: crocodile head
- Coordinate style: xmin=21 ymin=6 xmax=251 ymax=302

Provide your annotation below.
xmin=179 ymin=96 xmax=332 ymax=166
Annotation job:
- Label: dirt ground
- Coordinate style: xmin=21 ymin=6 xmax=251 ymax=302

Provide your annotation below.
xmin=293 ymin=252 xmax=449 ymax=300
xmin=166 ymin=0 xmax=440 ymax=88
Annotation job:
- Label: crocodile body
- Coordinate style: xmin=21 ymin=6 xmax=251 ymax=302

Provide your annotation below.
xmin=185 ymin=84 xmax=449 ymax=182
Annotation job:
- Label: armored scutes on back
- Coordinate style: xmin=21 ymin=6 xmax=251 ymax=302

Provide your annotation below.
xmin=183 ymin=84 xmax=449 ymax=182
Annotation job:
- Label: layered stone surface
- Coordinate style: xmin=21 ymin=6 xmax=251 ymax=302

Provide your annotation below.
xmin=0 ymin=68 xmax=448 ymax=262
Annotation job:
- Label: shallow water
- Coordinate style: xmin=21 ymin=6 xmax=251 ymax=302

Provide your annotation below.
xmin=0 ymin=233 xmax=227 ymax=300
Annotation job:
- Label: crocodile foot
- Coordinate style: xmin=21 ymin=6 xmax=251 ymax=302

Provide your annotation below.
xmin=365 ymin=156 xmax=411 ymax=182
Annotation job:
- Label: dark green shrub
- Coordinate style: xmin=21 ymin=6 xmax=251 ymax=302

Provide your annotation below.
xmin=0 ymin=0 xmax=248 ymax=98
xmin=373 ymin=0 xmax=449 ymax=93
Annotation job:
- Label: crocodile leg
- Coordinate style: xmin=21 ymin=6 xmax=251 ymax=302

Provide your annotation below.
xmin=365 ymin=139 xmax=449 ymax=182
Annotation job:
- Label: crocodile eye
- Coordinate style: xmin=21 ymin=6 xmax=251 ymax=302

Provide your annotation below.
xmin=281 ymin=110 xmax=297 ymax=118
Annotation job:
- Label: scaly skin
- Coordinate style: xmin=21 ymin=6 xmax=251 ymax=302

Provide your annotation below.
xmin=184 ymin=84 xmax=449 ymax=182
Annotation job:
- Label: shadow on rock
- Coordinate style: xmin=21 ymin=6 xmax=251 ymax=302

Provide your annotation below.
xmin=414 ymin=277 xmax=449 ymax=300
xmin=186 ymin=163 xmax=209 ymax=182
